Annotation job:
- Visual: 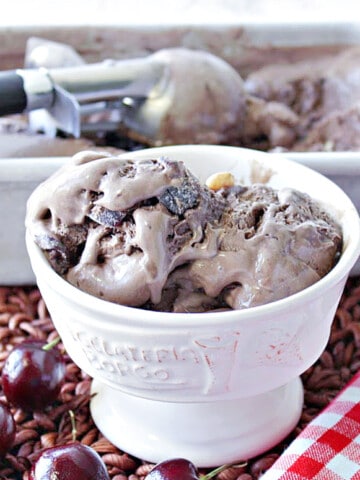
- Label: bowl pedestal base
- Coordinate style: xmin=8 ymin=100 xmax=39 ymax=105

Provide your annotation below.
xmin=90 ymin=376 xmax=303 ymax=467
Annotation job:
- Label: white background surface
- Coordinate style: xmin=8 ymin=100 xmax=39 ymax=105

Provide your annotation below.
xmin=1 ymin=0 xmax=360 ymax=26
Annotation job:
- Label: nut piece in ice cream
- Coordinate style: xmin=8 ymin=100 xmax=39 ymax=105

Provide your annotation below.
xmin=206 ymin=172 xmax=235 ymax=191
xmin=26 ymin=152 xmax=342 ymax=312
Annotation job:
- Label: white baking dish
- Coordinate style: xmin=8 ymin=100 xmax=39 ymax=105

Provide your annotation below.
xmin=0 ymin=158 xmax=66 ymax=284
xmin=1 ymin=22 xmax=360 ymax=284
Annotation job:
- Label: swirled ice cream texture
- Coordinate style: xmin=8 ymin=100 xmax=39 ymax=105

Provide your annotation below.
xmin=26 ymin=152 xmax=342 ymax=312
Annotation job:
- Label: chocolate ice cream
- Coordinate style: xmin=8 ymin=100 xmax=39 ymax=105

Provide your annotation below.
xmin=25 ymin=152 xmax=342 ymax=312
xmin=244 ymin=46 xmax=360 ymax=152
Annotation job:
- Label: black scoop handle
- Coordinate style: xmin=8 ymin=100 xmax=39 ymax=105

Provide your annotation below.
xmin=0 ymin=71 xmax=27 ymax=115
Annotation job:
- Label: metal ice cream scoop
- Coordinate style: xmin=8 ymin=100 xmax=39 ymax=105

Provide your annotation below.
xmin=0 ymin=54 xmax=166 ymax=138
xmin=0 ymin=41 xmax=247 ymax=145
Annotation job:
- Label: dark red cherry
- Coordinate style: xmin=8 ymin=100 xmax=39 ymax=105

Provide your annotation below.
xmin=146 ymin=458 xmax=199 ymax=480
xmin=0 ymin=401 xmax=16 ymax=457
xmin=29 ymin=443 xmax=110 ymax=480
xmin=2 ymin=339 xmax=66 ymax=411
xmin=145 ymin=458 xmax=233 ymax=480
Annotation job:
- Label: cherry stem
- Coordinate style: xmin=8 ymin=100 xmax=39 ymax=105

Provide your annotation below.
xmin=202 ymin=462 xmax=247 ymax=480
xmin=68 ymin=410 xmax=77 ymax=442
xmin=42 ymin=336 xmax=61 ymax=351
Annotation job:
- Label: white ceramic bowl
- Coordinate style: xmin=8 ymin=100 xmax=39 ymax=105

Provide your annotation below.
xmin=26 ymin=145 xmax=360 ymax=467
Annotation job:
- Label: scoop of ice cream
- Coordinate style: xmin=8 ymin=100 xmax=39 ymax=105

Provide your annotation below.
xmin=122 ymin=47 xmax=299 ymax=150
xmin=123 ymin=48 xmax=248 ymax=146
xmin=26 ymin=152 xmax=342 ymax=312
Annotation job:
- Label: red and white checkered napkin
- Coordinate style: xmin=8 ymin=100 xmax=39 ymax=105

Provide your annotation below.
xmin=261 ymin=371 xmax=360 ymax=480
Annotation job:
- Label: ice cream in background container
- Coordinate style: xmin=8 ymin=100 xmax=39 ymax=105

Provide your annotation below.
xmin=24 ymin=145 xmax=360 ymax=467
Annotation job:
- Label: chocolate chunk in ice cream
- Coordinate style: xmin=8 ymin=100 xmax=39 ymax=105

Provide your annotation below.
xmin=26 ymin=152 xmax=342 ymax=312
